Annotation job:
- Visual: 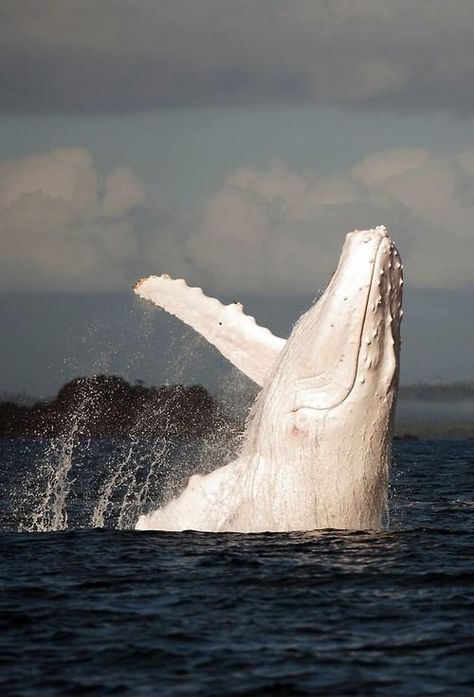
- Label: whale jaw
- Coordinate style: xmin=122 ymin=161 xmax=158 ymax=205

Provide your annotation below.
xmin=134 ymin=227 xmax=403 ymax=532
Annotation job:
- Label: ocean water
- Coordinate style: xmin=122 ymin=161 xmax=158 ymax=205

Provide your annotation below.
xmin=1 ymin=438 xmax=474 ymax=696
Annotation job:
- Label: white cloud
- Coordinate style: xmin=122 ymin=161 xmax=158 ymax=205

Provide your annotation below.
xmin=0 ymin=146 xmax=473 ymax=295
xmin=102 ymin=167 xmax=147 ymax=218
xmin=0 ymin=147 xmax=152 ymax=291
xmin=0 ymin=148 xmax=99 ymax=215
xmin=185 ymin=151 xmax=474 ymax=293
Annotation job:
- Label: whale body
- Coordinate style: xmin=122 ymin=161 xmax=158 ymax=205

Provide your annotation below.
xmin=134 ymin=226 xmax=403 ymax=532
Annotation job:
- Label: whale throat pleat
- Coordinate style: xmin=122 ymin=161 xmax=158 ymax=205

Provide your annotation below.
xmin=134 ymin=275 xmax=286 ymax=386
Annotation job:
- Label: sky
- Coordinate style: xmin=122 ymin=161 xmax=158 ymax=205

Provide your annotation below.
xmin=1 ymin=1 xmax=473 ymax=395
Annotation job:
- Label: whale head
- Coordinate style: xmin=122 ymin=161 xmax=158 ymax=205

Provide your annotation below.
xmin=289 ymin=225 xmax=403 ymax=412
xmin=245 ymin=226 xmax=403 ymax=530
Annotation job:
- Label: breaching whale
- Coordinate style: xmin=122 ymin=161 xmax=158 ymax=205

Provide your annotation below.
xmin=134 ymin=226 xmax=403 ymax=532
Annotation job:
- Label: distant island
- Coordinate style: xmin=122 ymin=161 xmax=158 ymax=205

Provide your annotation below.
xmin=0 ymin=376 xmax=230 ymax=440
xmin=0 ymin=376 xmax=473 ymax=440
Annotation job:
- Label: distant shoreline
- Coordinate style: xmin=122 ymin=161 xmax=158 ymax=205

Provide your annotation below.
xmin=1 ymin=376 xmax=473 ymax=440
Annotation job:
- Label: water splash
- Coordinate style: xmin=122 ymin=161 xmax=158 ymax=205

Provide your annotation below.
xmin=24 ymin=386 xmax=94 ymax=532
xmin=18 ymin=311 xmax=238 ymax=533
xmin=91 ymin=436 xmax=171 ymax=529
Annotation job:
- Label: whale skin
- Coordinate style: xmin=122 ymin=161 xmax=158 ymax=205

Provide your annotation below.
xmin=134 ymin=226 xmax=403 ymax=532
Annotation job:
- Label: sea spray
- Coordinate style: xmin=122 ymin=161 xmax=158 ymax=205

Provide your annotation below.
xmin=107 ymin=386 xmax=241 ymax=529
xmin=19 ymin=309 xmax=240 ymax=532
xmin=23 ymin=378 xmax=103 ymax=532
xmin=92 ymin=326 xmax=223 ymax=529
xmin=92 ymin=431 xmax=172 ymax=529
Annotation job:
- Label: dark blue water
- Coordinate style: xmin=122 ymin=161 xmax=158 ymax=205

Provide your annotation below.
xmin=1 ymin=439 xmax=474 ymax=695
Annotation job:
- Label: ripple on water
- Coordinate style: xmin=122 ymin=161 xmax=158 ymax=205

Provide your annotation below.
xmin=1 ymin=439 xmax=474 ymax=695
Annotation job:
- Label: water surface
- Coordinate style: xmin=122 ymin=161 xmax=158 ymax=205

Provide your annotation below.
xmin=1 ymin=439 xmax=474 ymax=695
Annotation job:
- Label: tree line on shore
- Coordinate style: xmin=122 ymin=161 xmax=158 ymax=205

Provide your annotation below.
xmin=0 ymin=375 xmax=231 ymax=439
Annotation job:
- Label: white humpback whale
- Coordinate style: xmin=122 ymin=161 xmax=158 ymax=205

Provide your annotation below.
xmin=134 ymin=226 xmax=403 ymax=532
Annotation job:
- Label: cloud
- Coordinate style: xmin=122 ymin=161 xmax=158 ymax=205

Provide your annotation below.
xmin=0 ymin=146 xmax=473 ymax=294
xmin=0 ymin=147 xmax=160 ymax=292
xmin=2 ymin=1 xmax=474 ymax=114
xmin=189 ymin=152 xmax=474 ymax=293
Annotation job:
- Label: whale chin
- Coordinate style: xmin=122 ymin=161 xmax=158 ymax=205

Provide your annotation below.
xmin=133 ymin=226 xmax=403 ymax=533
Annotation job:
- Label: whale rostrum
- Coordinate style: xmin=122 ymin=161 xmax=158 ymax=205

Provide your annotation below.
xmin=134 ymin=226 xmax=403 ymax=532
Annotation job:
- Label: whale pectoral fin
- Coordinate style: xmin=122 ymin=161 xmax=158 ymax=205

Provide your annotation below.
xmin=134 ymin=275 xmax=286 ymax=386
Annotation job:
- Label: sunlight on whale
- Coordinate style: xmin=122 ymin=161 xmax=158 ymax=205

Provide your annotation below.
xmin=133 ymin=226 xmax=403 ymax=532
